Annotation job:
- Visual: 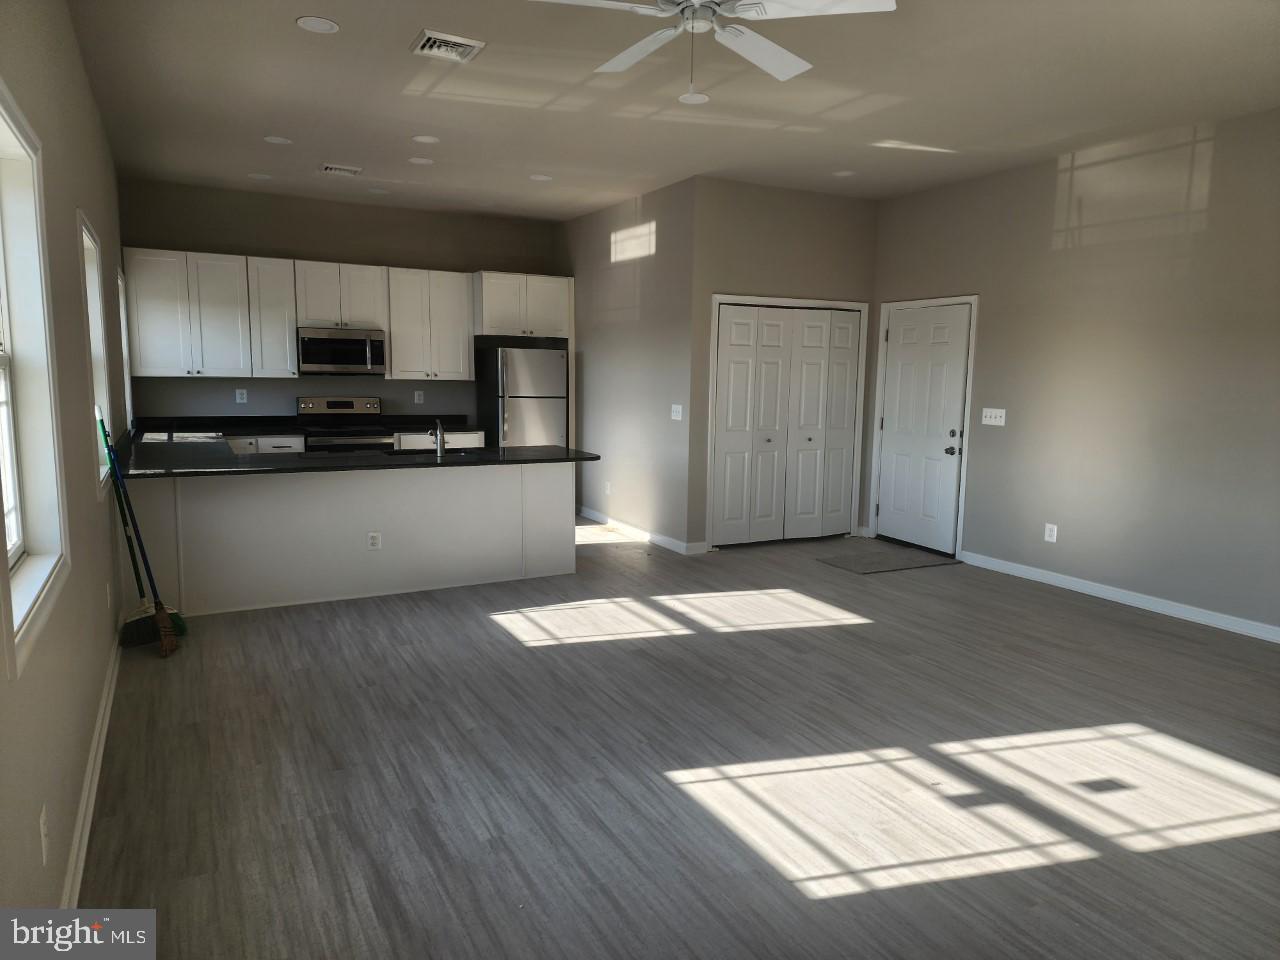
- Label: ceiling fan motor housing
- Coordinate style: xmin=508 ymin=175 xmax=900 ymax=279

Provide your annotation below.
xmin=683 ymin=4 xmax=718 ymax=32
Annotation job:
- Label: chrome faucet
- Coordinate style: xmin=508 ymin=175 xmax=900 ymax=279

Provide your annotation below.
xmin=434 ymin=418 xmax=445 ymax=460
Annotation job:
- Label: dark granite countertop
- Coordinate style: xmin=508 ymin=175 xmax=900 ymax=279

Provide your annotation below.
xmin=120 ymin=437 xmax=598 ymax=479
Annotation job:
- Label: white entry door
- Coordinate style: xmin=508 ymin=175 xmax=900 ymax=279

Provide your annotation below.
xmin=877 ymin=301 xmax=972 ymax=553
xmin=784 ymin=310 xmax=829 ymax=539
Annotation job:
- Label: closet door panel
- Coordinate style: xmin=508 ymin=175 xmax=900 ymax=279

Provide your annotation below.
xmin=749 ymin=309 xmax=792 ymax=542
xmin=822 ymin=310 xmax=862 ymax=535
xmin=711 ymin=305 xmax=757 ymax=546
xmin=785 ymin=310 xmax=829 ymax=539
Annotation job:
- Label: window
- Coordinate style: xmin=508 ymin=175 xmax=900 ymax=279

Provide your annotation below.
xmin=80 ymin=215 xmax=109 ymax=480
xmin=1 ymin=76 xmax=68 ymax=673
xmin=118 ymin=271 xmax=132 ymax=428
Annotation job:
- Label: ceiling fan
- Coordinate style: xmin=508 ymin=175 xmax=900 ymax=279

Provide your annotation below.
xmin=528 ymin=0 xmax=896 ymax=82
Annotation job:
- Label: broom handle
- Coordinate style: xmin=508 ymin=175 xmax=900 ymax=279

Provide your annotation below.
xmin=98 ymin=414 xmax=166 ymax=609
xmin=98 ymin=417 xmax=146 ymax=600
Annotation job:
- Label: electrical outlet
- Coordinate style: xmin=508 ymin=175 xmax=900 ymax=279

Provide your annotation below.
xmin=604 ymin=481 xmax=611 ymax=496
xmin=1044 ymin=523 xmax=1058 ymax=543
xmin=39 ymin=804 xmax=48 ymax=867
xmin=981 ymin=407 xmax=1006 ymax=426
xmin=367 ymin=531 xmax=382 ymax=551
xmin=413 ymin=390 xmax=424 ymax=404
xmin=235 ymin=388 xmax=248 ymax=404
xmin=671 ymin=404 xmax=683 ymax=421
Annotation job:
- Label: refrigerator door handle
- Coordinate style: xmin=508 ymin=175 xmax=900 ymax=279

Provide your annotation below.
xmin=499 ymin=396 xmax=507 ymax=446
xmin=498 ymin=349 xmax=507 ymax=399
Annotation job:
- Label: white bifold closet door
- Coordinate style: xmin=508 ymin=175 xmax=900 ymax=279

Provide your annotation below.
xmin=711 ymin=304 xmax=861 ymax=546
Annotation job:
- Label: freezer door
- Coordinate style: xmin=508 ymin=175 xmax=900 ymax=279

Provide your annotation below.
xmin=500 ymin=347 xmax=567 ymax=398
xmin=501 ymin=397 xmax=568 ymax=447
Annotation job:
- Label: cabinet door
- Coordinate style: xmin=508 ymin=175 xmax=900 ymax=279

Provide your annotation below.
xmin=248 ymin=257 xmax=298 ymax=378
xmin=429 ymin=271 xmax=473 ymax=380
xmin=525 ymin=275 xmax=571 ymax=337
xmin=294 ymin=260 xmax=342 ymax=327
xmin=187 ymin=252 xmax=251 ymax=377
xmin=477 ymin=272 xmax=526 ymax=336
xmin=387 ymin=267 xmax=429 ymax=380
xmin=124 ymin=247 xmax=192 ymax=377
xmin=340 ymin=264 xmax=389 ymax=330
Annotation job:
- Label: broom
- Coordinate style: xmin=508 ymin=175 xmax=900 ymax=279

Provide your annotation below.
xmin=98 ymin=410 xmax=182 ymax=655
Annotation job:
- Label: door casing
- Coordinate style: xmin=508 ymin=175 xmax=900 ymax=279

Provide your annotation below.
xmin=868 ymin=296 xmax=980 ymax=554
xmin=705 ymin=295 xmax=869 ymax=549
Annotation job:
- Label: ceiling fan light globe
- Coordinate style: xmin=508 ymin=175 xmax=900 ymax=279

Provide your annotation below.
xmin=679 ymin=90 xmax=711 ymax=104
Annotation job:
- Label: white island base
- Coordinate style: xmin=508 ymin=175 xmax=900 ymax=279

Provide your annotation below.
xmin=128 ymin=462 xmax=575 ymax=617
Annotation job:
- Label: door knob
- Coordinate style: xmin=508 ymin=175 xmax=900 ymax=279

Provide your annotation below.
xmin=944 ymin=446 xmax=957 ymax=455
xmin=949 ymin=429 xmax=957 ymax=437
xmin=807 ymin=437 xmax=814 ymax=442
xmin=765 ymin=437 xmax=773 ymax=443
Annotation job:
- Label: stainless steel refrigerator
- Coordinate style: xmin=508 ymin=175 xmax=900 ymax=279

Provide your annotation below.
xmin=475 ymin=336 xmax=569 ymax=447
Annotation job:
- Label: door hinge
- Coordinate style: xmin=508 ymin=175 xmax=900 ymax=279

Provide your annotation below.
xmin=879 ymin=416 xmax=884 ymax=430
xmin=875 ymin=503 xmax=880 ymax=517
xmin=884 ymin=329 xmax=889 ymax=343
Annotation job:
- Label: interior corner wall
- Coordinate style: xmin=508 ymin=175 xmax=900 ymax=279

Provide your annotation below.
xmin=686 ymin=178 xmax=877 ymax=544
xmin=0 ymin=0 xmax=127 ymax=906
xmin=567 ymin=179 xmax=696 ymax=546
xmin=872 ymin=107 xmax=1280 ymax=627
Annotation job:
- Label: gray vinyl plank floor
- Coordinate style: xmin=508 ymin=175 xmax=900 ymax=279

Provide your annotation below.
xmin=80 ymin=525 xmax=1280 ymax=959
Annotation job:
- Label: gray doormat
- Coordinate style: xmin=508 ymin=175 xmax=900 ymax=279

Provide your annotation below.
xmin=817 ymin=538 xmax=960 ymax=575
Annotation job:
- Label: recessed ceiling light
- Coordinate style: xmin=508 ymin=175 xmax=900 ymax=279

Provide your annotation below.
xmin=408 ymin=157 xmax=435 ymax=165
xmin=529 ymin=174 xmax=553 ymax=182
xmin=264 ymin=136 xmax=292 ymax=145
xmin=296 ymin=16 xmax=339 ymax=34
xmin=368 ymin=187 xmax=390 ymax=194
xmin=411 ymin=135 xmax=440 ymax=144
xmin=833 ymin=170 xmax=855 ymax=177
xmin=247 ymin=173 xmax=273 ymax=180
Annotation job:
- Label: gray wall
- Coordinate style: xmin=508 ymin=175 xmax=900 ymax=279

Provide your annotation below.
xmin=0 ymin=0 xmax=127 ymax=906
xmin=874 ymin=109 xmax=1280 ymax=626
xmin=118 ymin=178 xmax=569 ymax=275
xmin=687 ymin=178 xmax=877 ymax=543
xmin=132 ymin=376 xmax=475 ymax=419
xmin=567 ymin=180 xmax=695 ymax=544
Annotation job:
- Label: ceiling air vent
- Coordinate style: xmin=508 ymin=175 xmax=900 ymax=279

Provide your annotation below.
xmin=410 ymin=29 xmax=486 ymax=64
xmin=319 ymin=163 xmax=363 ymax=177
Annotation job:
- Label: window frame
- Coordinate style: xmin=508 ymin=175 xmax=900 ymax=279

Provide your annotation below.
xmin=77 ymin=210 xmax=112 ymax=493
xmin=0 ymin=73 xmax=71 ymax=681
xmin=0 ymin=203 xmax=24 ymax=567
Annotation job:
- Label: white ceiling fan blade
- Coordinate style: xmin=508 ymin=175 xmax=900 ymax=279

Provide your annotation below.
xmin=713 ymin=24 xmax=812 ymax=81
xmin=596 ymin=26 xmax=684 ymax=72
xmin=720 ymin=0 xmax=896 ymax=20
xmin=527 ymin=0 xmax=673 ymax=16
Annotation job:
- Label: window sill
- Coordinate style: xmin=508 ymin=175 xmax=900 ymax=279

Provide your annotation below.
xmin=9 ymin=552 xmax=68 ymax=679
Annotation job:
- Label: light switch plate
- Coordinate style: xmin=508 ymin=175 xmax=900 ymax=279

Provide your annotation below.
xmin=1044 ymin=523 xmax=1058 ymax=543
xmin=235 ymin=389 xmax=248 ymax=404
xmin=981 ymin=407 xmax=1006 ymax=426
xmin=671 ymin=404 xmax=683 ymax=421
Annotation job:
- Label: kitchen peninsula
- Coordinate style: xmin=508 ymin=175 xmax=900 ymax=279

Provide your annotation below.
xmin=121 ymin=412 xmax=598 ymax=616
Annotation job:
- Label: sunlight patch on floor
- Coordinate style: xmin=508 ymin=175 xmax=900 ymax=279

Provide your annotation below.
xmin=935 ymin=724 xmax=1280 ymax=852
xmin=575 ymin=521 xmax=647 ymax=545
xmin=653 ymin=589 xmax=871 ymax=633
xmin=491 ymin=597 xmax=691 ymax=646
xmin=668 ymin=748 xmax=1096 ymax=898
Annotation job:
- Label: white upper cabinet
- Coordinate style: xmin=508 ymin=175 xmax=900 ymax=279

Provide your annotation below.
xmin=125 ymin=248 xmax=192 ymax=377
xmin=339 ymin=264 xmax=389 ymax=330
xmin=388 ymin=268 xmax=430 ymax=380
xmin=430 ymin=271 xmax=473 ymax=380
xmin=186 ymin=252 xmax=252 ymax=377
xmin=294 ymin=260 xmax=342 ymax=327
xmin=525 ymin=275 xmax=572 ymax=337
xmin=475 ymin=272 xmax=527 ymax=336
xmin=388 ymin=268 xmax=473 ymax=380
xmin=474 ymin=272 xmax=572 ymax=337
xmin=248 ymin=257 xmax=298 ymax=378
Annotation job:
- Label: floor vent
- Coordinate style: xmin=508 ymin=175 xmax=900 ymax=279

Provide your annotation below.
xmin=318 ymin=163 xmax=363 ymax=177
xmin=410 ymin=29 xmax=486 ymax=64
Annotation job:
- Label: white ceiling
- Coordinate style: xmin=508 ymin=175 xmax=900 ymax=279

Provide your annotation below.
xmin=69 ymin=0 xmax=1280 ymax=220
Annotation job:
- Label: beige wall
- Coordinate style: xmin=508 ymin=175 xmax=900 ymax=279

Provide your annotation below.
xmin=874 ymin=109 xmax=1280 ymax=626
xmin=0 ymin=0 xmax=126 ymax=905
xmin=567 ymin=180 xmax=695 ymax=544
xmin=687 ymin=178 xmax=877 ymax=543
xmin=118 ymin=179 xmax=568 ymax=276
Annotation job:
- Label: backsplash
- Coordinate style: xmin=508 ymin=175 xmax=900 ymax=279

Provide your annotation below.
xmin=131 ymin=376 xmax=476 ymax=418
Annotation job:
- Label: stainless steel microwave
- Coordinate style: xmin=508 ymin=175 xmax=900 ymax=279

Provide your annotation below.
xmin=298 ymin=326 xmax=386 ymax=375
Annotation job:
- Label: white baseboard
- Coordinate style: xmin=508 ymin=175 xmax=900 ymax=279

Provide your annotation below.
xmin=958 ymin=551 xmax=1280 ymax=644
xmin=61 ymin=643 xmax=121 ymax=908
xmin=578 ymin=507 xmax=708 ymax=556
